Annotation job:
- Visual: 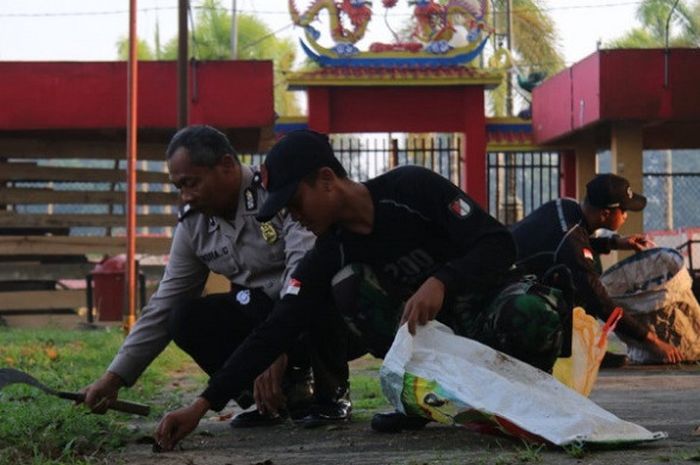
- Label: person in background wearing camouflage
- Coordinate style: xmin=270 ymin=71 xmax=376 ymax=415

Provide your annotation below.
xmin=81 ymin=126 xmax=350 ymax=445
xmin=151 ymin=129 xmax=566 ymax=449
xmin=511 ymin=173 xmax=683 ymax=364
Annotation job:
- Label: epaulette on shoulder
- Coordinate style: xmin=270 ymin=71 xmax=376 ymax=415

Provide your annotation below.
xmin=251 ymin=167 xmax=263 ymax=187
xmin=178 ymin=204 xmax=195 ymax=222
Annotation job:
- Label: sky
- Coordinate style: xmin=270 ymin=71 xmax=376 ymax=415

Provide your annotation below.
xmin=0 ymin=0 xmax=648 ymax=66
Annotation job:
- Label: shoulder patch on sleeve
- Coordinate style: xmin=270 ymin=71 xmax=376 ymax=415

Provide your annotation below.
xmin=448 ymin=195 xmax=472 ymax=219
xmin=285 ymin=278 xmax=302 ymax=296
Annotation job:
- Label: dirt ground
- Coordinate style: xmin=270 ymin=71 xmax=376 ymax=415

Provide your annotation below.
xmin=114 ymin=364 xmax=700 ymax=465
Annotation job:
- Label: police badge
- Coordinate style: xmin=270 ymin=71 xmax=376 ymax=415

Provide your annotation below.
xmin=259 ymin=222 xmax=278 ymax=244
xmin=235 ymin=289 xmax=251 ymax=305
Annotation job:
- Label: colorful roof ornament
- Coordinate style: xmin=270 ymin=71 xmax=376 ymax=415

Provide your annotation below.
xmin=289 ymin=0 xmax=493 ymax=68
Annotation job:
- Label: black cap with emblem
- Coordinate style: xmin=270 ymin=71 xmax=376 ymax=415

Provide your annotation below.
xmin=585 ymin=174 xmax=647 ymax=211
xmin=256 ymin=130 xmax=346 ymax=222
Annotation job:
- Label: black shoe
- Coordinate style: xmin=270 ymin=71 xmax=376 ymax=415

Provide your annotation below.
xmin=229 ymin=409 xmax=288 ymax=428
xmin=295 ymin=388 xmax=352 ymax=429
xmin=371 ymin=411 xmax=431 ymax=433
xmin=284 ymin=365 xmax=315 ymax=408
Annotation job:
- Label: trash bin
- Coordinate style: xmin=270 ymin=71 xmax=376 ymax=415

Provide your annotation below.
xmin=86 ymin=255 xmax=145 ymax=322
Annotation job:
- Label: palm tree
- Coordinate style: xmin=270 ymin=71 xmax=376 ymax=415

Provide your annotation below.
xmin=117 ymin=0 xmax=302 ymax=116
xmin=608 ymin=0 xmax=700 ymax=48
xmin=486 ymin=0 xmax=565 ymax=117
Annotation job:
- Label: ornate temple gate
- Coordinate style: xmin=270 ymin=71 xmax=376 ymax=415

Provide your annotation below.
xmin=282 ymin=1 xmax=574 ymax=211
xmin=284 ymin=0 xmax=502 ymax=207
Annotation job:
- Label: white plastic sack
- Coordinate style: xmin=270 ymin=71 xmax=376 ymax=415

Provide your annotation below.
xmin=380 ymin=321 xmax=665 ymax=446
xmin=601 ymin=247 xmax=700 ymax=363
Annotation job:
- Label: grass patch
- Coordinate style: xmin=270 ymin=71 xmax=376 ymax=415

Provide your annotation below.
xmin=0 ymin=396 xmax=130 ymax=465
xmin=350 ymin=373 xmax=389 ymax=411
xmin=514 ymin=441 xmax=545 ymax=462
xmin=348 ymin=354 xmax=390 ymax=417
xmin=0 ymin=327 xmax=199 ymax=465
xmin=0 ymin=328 xmax=393 ymax=464
xmin=562 ymin=441 xmax=586 ymax=459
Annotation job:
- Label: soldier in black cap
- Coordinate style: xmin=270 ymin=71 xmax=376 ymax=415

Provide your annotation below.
xmin=511 ymin=173 xmax=684 ymax=364
xmin=152 ymin=129 xmax=569 ymax=448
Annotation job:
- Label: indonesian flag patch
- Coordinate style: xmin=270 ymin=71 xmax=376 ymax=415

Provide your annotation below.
xmin=582 ymin=248 xmax=594 ymax=261
xmin=449 ymin=196 xmax=472 ymax=218
xmin=285 ymin=278 xmax=302 ymax=296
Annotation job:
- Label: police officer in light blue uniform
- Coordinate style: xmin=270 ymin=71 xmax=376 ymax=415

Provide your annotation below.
xmin=82 ymin=126 xmax=338 ymax=440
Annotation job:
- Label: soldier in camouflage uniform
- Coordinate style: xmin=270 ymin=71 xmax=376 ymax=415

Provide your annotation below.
xmin=149 ymin=130 xmax=564 ymax=445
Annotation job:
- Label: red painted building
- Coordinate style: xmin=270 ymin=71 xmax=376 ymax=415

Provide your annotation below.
xmin=532 ymin=49 xmax=700 ymax=235
xmin=0 ymin=61 xmax=275 ymax=152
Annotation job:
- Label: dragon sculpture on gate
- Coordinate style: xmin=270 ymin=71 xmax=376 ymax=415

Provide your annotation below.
xmin=289 ymin=0 xmax=492 ymax=67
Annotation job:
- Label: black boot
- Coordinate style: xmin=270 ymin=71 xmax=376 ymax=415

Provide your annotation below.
xmin=371 ymin=411 xmax=431 ymax=433
xmin=295 ymin=386 xmax=352 ymax=429
xmin=284 ymin=365 xmax=315 ymax=420
xmin=230 ymin=366 xmax=314 ymax=429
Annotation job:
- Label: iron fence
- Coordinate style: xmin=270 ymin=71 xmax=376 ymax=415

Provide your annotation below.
xmin=487 ymin=151 xmax=562 ymax=225
xmin=643 ymin=172 xmax=700 ymax=231
xmin=245 ymin=135 xmax=463 ymax=185
xmin=331 ymin=135 xmax=462 ymax=185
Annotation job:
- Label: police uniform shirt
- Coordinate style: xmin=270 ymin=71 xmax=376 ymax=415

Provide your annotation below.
xmin=510 ymin=198 xmax=648 ymax=342
xmin=108 ymin=165 xmax=315 ymax=386
xmin=202 ymin=166 xmax=516 ymax=409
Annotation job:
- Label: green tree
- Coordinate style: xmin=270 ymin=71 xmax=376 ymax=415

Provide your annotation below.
xmin=486 ymin=0 xmax=565 ymax=117
xmin=608 ymin=0 xmax=700 ymax=48
xmin=117 ymin=0 xmax=301 ymax=116
xmin=116 ymin=37 xmax=156 ymax=60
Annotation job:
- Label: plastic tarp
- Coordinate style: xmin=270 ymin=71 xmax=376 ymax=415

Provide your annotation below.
xmin=601 ymin=247 xmax=700 ymax=363
xmin=380 ymin=321 xmax=665 ymax=446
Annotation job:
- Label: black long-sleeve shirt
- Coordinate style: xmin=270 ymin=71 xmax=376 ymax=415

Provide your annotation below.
xmin=510 ymin=198 xmax=648 ymax=343
xmin=202 ymin=166 xmax=515 ymax=410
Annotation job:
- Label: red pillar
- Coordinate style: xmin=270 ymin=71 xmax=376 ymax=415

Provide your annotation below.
xmin=461 ymin=87 xmax=487 ymax=206
xmin=307 ymin=87 xmax=331 ymax=133
xmin=560 ymin=149 xmax=577 ymax=198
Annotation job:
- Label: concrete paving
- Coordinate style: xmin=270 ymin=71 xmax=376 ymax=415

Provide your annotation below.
xmin=116 ymin=364 xmax=700 ymax=465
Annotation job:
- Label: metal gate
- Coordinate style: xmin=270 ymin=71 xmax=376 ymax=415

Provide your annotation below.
xmin=487 ymin=151 xmax=562 ymax=225
xmin=243 ymin=134 xmax=464 ymax=186
xmin=332 ymin=135 xmax=463 ymax=185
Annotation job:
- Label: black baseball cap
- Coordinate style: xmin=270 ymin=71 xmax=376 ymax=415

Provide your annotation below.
xmin=256 ymin=130 xmax=346 ymax=222
xmin=585 ymin=174 xmax=646 ymax=211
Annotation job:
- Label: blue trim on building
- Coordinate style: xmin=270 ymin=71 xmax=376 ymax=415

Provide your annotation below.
xmin=275 ymin=121 xmax=309 ymax=134
xmin=299 ymin=37 xmax=489 ymax=68
xmin=485 ymin=124 xmax=532 ymax=133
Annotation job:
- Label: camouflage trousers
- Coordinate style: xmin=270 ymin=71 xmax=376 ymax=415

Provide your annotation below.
xmin=332 ymin=265 xmax=563 ymax=373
